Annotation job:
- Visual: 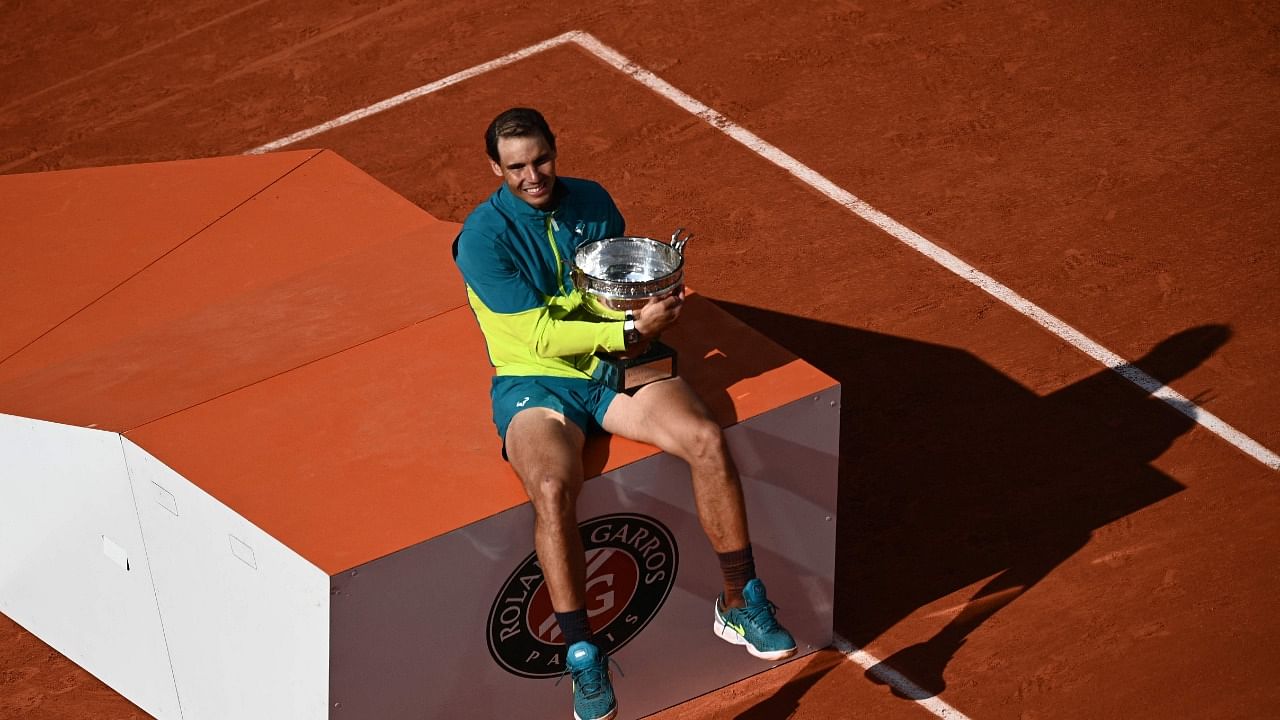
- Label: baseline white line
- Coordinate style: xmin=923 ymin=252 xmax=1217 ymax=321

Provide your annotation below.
xmin=833 ymin=634 xmax=973 ymax=720
xmin=568 ymin=32 xmax=1279 ymax=471
xmin=243 ymin=31 xmax=581 ymax=155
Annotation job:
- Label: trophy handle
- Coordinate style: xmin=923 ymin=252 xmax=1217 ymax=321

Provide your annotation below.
xmin=670 ymin=227 xmax=694 ymax=255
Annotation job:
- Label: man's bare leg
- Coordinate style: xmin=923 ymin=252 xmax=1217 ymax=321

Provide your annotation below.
xmin=601 ymin=377 xmax=751 ymax=605
xmin=604 ymin=376 xmax=797 ymax=660
xmin=505 ymin=407 xmax=588 ymax=614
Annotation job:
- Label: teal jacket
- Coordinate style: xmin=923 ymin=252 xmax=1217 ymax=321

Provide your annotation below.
xmin=453 ymin=177 xmax=628 ymax=379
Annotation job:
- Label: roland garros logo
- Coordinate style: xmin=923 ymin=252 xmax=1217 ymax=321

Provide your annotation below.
xmin=487 ymin=513 xmax=679 ymax=678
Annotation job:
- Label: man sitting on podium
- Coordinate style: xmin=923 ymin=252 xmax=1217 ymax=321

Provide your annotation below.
xmin=453 ymin=107 xmax=795 ymax=720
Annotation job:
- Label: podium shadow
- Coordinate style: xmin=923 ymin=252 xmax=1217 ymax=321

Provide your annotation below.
xmin=709 ymin=299 xmax=1229 ymax=705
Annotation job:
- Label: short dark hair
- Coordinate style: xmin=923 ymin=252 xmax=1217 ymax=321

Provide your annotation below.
xmin=484 ymin=107 xmax=556 ymax=162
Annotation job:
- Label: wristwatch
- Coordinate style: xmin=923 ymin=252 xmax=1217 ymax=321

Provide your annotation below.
xmin=623 ymin=311 xmax=644 ymax=348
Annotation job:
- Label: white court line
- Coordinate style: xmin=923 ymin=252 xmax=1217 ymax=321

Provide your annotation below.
xmin=246 ymin=30 xmax=1279 ymax=471
xmin=567 ymin=32 xmax=1280 ymax=472
xmin=245 ymin=31 xmax=580 ymax=154
xmin=834 ymin=634 xmax=973 ymax=720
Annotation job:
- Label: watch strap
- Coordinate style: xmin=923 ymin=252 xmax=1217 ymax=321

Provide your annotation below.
xmin=623 ymin=313 xmax=642 ymax=347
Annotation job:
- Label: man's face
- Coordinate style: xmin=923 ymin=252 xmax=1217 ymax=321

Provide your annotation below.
xmin=490 ymin=134 xmax=557 ymax=209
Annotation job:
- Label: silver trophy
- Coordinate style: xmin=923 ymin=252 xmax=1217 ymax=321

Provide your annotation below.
xmin=572 ymin=228 xmax=692 ymax=393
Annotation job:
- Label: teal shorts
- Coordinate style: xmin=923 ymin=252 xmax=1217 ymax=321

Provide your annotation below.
xmin=491 ymin=375 xmax=619 ymax=451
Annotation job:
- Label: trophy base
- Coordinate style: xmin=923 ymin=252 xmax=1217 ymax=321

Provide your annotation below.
xmin=595 ymin=341 xmax=678 ymax=394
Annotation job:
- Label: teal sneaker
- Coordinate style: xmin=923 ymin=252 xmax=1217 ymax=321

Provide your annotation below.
xmin=713 ymin=578 xmax=798 ymax=661
xmin=563 ymin=641 xmax=617 ymax=720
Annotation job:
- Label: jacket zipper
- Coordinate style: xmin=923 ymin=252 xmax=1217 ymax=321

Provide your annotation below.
xmin=546 ymin=215 xmax=568 ymax=296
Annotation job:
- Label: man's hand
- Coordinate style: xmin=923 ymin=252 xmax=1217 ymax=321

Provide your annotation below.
xmin=634 ymin=292 xmax=684 ymax=339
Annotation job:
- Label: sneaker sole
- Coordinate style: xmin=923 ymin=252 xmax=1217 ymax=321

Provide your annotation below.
xmin=713 ymin=607 xmax=798 ymax=661
xmin=574 ymin=709 xmax=617 ymax=720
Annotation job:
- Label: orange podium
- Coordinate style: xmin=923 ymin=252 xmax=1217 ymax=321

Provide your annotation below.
xmin=0 ymin=152 xmax=839 ymax=719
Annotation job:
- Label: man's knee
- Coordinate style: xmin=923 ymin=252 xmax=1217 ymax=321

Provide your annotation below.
xmin=525 ymin=472 xmax=579 ymax=519
xmin=679 ymin=418 xmax=728 ymax=465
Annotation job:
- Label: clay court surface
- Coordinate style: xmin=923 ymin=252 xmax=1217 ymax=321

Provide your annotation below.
xmin=2 ymin=1 xmax=1279 ymax=718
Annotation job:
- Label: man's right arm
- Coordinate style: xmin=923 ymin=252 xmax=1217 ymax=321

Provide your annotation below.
xmin=455 ymin=227 xmax=628 ymax=359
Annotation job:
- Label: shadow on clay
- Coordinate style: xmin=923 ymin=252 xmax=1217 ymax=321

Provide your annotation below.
xmin=713 ymin=299 xmax=1229 ymax=704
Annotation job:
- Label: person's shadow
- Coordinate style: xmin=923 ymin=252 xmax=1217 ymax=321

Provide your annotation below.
xmin=707 ymin=300 xmax=1229 ymax=709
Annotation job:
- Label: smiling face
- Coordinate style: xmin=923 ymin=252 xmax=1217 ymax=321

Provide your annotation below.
xmin=490 ymin=134 xmax=557 ymax=209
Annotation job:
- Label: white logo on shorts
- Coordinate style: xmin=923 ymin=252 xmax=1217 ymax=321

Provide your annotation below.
xmin=516 ymin=396 xmax=530 ymax=408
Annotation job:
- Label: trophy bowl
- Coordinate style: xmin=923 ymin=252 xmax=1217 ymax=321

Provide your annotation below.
xmin=572 ymin=231 xmax=690 ymax=315
xmin=572 ymin=229 xmax=692 ymax=392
